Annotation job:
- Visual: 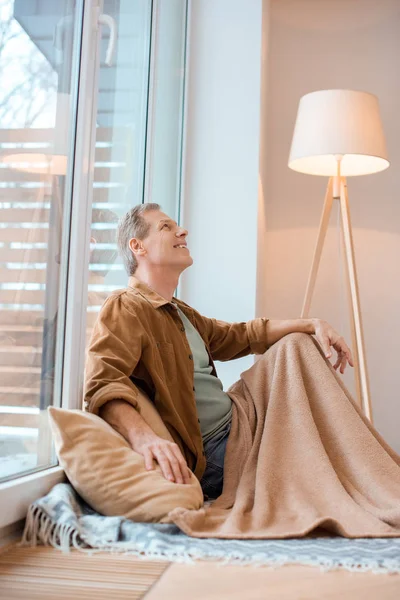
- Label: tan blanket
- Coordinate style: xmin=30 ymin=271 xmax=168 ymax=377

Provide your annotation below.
xmin=169 ymin=332 xmax=400 ymax=538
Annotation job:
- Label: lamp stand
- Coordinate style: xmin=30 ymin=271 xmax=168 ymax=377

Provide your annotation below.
xmin=300 ymin=169 xmax=373 ymax=422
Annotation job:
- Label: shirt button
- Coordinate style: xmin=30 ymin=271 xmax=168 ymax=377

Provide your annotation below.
xmin=180 ymin=326 xmax=185 ymax=332
xmin=189 ymin=354 xmax=193 ymax=360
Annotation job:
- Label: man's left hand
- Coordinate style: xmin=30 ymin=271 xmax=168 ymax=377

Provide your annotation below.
xmin=311 ymin=319 xmax=354 ymax=374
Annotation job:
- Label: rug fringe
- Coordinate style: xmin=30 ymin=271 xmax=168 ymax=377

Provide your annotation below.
xmin=19 ymin=505 xmax=400 ymax=574
xmin=20 ymin=504 xmax=88 ymax=554
xmin=75 ymin=544 xmax=400 ymax=574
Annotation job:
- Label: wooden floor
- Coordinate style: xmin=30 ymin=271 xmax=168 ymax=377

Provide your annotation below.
xmin=0 ymin=544 xmax=168 ymax=599
xmin=0 ymin=543 xmax=400 ymax=599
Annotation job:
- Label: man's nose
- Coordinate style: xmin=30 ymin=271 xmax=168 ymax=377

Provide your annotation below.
xmin=177 ymin=227 xmax=188 ymax=237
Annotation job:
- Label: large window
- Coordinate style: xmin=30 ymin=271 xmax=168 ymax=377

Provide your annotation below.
xmin=0 ymin=0 xmax=188 ymax=485
xmin=0 ymin=0 xmax=83 ymax=482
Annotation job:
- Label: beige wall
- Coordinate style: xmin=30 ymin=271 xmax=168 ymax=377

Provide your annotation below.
xmin=257 ymin=0 xmax=400 ymax=452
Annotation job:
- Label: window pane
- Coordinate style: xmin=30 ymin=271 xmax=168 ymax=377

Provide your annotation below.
xmin=85 ymin=1 xmax=187 ymax=336
xmin=0 ymin=0 xmax=82 ymax=482
xmin=144 ymin=0 xmax=188 ymax=219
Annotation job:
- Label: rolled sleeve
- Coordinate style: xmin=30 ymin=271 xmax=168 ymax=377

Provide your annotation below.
xmin=192 ymin=308 xmax=269 ymax=361
xmin=84 ymin=382 xmax=140 ymax=416
xmin=246 ymin=318 xmax=269 ymax=354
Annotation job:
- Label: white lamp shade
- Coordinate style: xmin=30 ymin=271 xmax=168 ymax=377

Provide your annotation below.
xmin=288 ymin=89 xmax=389 ymax=176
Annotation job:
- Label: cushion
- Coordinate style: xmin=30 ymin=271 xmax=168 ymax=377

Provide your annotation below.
xmin=48 ymin=400 xmax=204 ymax=523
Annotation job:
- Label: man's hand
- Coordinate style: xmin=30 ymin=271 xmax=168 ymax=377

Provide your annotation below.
xmin=130 ymin=432 xmax=192 ymax=485
xmin=99 ymin=399 xmax=192 ymax=485
xmin=311 ymin=318 xmax=354 ymax=374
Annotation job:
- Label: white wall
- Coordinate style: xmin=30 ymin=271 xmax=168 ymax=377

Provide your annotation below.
xmin=257 ymin=0 xmax=400 ymax=452
xmin=179 ymin=0 xmax=263 ymax=389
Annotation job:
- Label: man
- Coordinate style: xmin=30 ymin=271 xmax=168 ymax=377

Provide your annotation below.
xmin=84 ymin=202 xmax=353 ymax=501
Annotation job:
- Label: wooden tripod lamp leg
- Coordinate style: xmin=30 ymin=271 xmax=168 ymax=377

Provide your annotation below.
xmin=339 ymin=208 xmax=363 ymax=411
xmin=339 ymin=180 xmax=373 ymax=422
xmin=301 ymin=178 xmax=334 ymax=318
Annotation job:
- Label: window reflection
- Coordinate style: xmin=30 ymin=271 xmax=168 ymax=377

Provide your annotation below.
xmin=0 ymin=0 xmax=80 ymax=481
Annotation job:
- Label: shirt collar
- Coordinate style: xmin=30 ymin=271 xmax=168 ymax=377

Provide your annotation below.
xmin=128 ymin=275 xmax=179 ymax=309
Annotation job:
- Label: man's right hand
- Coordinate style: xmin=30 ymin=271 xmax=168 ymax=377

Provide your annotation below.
xmin=98 ymin=399 xmax=192 ymax=485
xmin=131 ymin=433 xmax=192 ymax=485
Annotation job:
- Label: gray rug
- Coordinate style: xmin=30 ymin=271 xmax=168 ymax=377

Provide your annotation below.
xmin=21 ymin=483 xmax=400 ymax=574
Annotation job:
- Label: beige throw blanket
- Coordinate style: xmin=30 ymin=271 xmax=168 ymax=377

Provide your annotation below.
xmin=169 ymin=332 xmax=400 ymax=538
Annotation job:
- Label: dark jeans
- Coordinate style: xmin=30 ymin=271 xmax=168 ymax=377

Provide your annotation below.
xmin=199 ymin=418 xmax=232 ymax=500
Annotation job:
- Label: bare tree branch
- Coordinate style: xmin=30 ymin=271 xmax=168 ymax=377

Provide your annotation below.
xmin=0 ymin=2 xmax=58 ymax=129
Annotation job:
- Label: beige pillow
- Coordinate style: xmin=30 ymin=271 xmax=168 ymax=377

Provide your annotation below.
xmin=48 ymin=402 xmax=203 ymax=523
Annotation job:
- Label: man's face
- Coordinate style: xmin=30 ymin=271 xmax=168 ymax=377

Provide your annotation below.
xmin=130 ymin=210 xmax=193 ymax=271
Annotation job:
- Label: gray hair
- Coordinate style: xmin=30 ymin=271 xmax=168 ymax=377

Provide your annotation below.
xmin=117 ymin=203 xmax=161 ymax=276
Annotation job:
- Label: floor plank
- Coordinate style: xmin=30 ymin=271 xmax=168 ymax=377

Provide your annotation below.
xmin=0 ymin=545 xmax=170 ymax=599
xmin=146 ymin=560 xmax=400 ymax=600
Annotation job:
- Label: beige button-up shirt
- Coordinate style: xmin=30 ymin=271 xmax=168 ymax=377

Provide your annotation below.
xmin=84 ymin=276 xmax=269 ymax=480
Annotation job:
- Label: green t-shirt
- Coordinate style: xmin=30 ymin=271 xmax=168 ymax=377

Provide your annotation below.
xmin=174 ymin=304 xmax=232 ymax=443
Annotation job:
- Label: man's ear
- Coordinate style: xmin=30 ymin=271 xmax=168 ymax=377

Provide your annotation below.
xmin=129 ymin=237 xmax=146 ymax=256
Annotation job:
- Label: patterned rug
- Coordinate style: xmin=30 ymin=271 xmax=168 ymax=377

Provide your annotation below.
xmin=21 ymin=483 xmax=400 ymax=574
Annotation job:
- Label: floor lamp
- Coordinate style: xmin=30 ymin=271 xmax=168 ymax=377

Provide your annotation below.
xmin=288 ymin=89 xmax=390 ymax=422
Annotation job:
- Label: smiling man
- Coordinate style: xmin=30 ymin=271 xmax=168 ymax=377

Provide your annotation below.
xmin=84 ymin=202 xmax=354 ymax=504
